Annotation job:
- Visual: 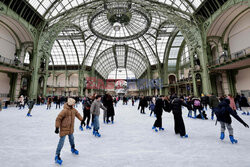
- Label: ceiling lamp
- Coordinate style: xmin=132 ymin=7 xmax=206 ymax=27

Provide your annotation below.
xmin=113 ymin=22 xmax=121 ymax=31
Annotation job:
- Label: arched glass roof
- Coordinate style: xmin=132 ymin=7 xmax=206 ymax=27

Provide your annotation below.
xmin=25 ymin=0 xmax=205 ymax=18
xmin=108 ymin=68 xmax=136 ymax=79
xmin=46 ymin=1 xmax=187 ymax=78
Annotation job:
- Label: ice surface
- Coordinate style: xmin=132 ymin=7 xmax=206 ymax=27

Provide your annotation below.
xmin=0 ymin=101 xmax=250 ymax=167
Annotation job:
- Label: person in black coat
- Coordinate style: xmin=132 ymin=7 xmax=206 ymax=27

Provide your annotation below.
xmin=106 ymin=94 xmax=115 ymax=123
xmin=216 ymin=99 xmax=249 ymax=144
xmin=152 ymin=96 xmax=170 ymax=132
xmin=186 ymin=97 xmax=193 ymax=118
xmin=138 ymin=96 xmax=148 ymax=114
xmin=170 ymin=95 xmax=189 ymax=138
xmin=240 ymin=94 xmax=249 ymax=115
xmin=80 ymin=95 xmax=93 ymax=130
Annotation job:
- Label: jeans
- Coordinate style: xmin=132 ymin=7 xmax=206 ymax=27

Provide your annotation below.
xmin=56 ymin=134 xmax=75 ymax=155
xmin=194 ymin=108 xmax=203 ymax=118
xmin=93 ymin=115 xmax=100 ymax=131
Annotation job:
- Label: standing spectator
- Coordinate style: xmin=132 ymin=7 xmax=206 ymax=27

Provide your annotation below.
xmin=240 ymin=94 xmax=249 ymax=115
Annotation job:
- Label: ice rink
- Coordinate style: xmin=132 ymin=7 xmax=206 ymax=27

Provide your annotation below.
xmin=0 ymin=101 xmax=250 ymax=167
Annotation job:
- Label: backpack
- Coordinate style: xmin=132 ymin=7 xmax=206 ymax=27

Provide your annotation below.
xmin=194 ymin=99 xmax=200 ymax=107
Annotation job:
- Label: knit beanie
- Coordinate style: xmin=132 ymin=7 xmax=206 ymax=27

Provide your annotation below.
xmin=67 ymin=98 xmax=76 ymax=106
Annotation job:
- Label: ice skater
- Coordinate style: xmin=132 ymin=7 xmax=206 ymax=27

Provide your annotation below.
xmin=79 ymin=94 xmax=93 ymax=131
xmin=216 ymin=98 xmax=249 ymax=144
xmin=192 ymin=97 xmax=204 ymax=119
xmin=186 ymin=97 xmax=193 ymax=118
xmin=149 ymin=97 xmax=156 ymax=117
xmin=138 ymin=96 xmax=148 ymax=114
xmin=47 ymin=96 xmax=52 ymax=110
xmin=26 ymin=99 xmax=35 ymax=117
xmin=240 ymin=94 xmax=250 ymax=115
xmin=54 ymin=98 xmax=84 ymax=165
xmin=170 ymin=95 xmax=189 ymax=138
xmin=90 ymin=95 xmax=107 ymax=137
xmin=209 ymin=93 xmax=219 ymax=120
xmin=152 ymin=96 xmax=170 ymax=132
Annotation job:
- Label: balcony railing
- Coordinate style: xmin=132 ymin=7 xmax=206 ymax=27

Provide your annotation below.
xmin=0 ymin=55 xmax=29 ymax=70
xmin=210 ymin=47 xmax=250 ymax=66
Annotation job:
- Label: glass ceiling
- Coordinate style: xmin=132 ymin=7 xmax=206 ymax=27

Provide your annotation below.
xmin=94 ymin=45 xmax=147 ymax=79
xmin=168 ymin=31 xmax=184 ymax=72
xmin=108 ymin=68 xmax=136 ymax=80
xmin=44 ymin=1 xmax=187 ymax=78
xmin=25 ymin=0 xmax=205 ymax=18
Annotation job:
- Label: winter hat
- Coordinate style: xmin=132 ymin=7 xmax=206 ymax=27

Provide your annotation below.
xmin=67 ymin=98 xmax=76 ymax=106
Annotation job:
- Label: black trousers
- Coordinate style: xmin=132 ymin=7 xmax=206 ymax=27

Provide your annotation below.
xmin=153 ymin=114 xmax=162 ymax=128
xmin=173 ymin=113 xmax=186 ymax=136
xmin=140 ymin=107 xmax=145 ymax=114
xmin=83 ymin=110 xmax=91 ymax=126
xmin=107 ymin=115 xmax=114 ymax=122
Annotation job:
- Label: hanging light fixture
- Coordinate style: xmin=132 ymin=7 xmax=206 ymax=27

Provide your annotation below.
xmin=113 ymin=22 xmax=122 ymax=31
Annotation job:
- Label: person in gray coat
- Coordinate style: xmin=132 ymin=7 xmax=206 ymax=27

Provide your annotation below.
xmin=26 ymin=99 xmax=35 ymax=117
xmin=209 ymin=93 xmax=220 ymax=120
xmin=90 ymin=95 xmax=107 ymax=137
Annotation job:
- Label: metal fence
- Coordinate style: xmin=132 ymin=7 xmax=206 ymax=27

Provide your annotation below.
xmin=210 ymin=47 xmax=250 ymax=66
xmin=0 ymin=55 xmax=27 ymax=69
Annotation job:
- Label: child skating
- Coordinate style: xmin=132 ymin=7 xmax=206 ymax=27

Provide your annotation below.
xmin=54 ymin=98 xmax=84 ymax=165
xmin=216 ymin=98 xmax=249 ymax=144
xmin=90 ymin=95 xmax=107 ymax=137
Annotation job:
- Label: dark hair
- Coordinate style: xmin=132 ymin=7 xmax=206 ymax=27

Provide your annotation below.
xmin=95 ymin=95 xmax=102 ymax=99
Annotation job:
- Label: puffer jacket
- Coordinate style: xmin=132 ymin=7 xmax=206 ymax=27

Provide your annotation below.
xmin=90 ymin=99 xmax=107 ymax=116
xmin=55 ymin=103 xmax=83 ymax=137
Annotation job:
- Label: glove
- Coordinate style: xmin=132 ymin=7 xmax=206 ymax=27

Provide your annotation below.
xmin=243 ymin=123 xmax=249 ymax=128
xmin=55 ymin=127 xmax=59 ymax=134
xmin=81 ymin=120 xmax=85 ymax=127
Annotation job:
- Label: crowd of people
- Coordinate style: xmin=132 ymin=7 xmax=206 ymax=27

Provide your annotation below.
xmin=138 ymin=93 xmax=249 ymax=141
xmin=1 ymin=92 xmax=249 ymax=165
